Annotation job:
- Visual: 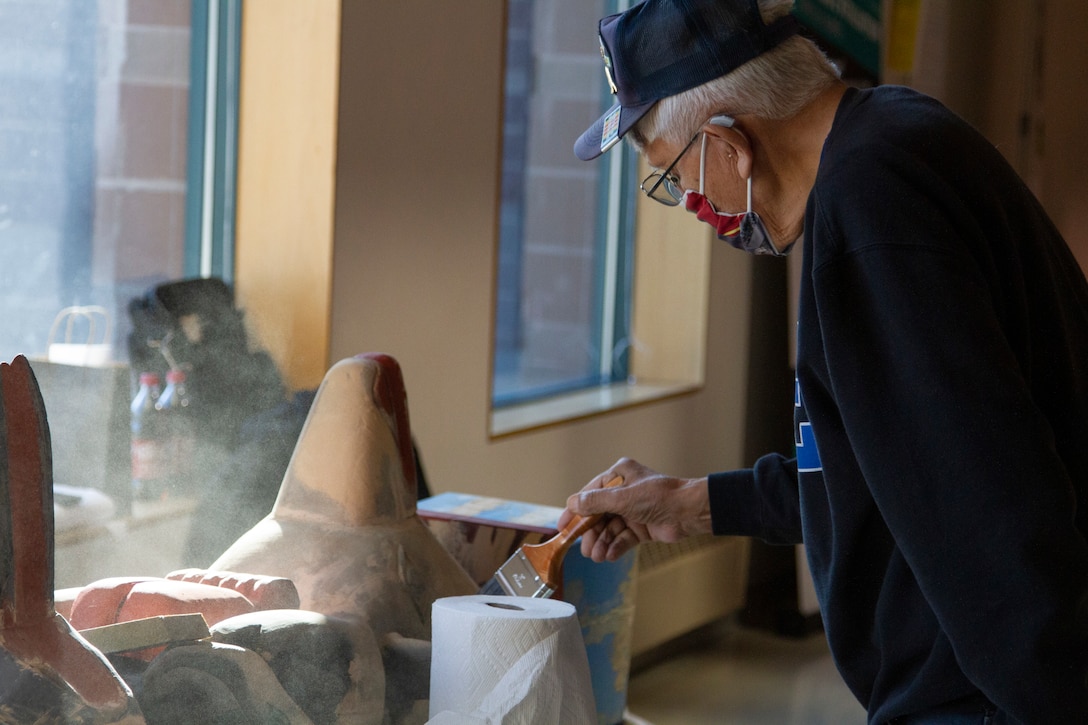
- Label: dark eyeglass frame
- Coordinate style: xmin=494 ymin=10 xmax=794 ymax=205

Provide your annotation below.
xmin=639 ymin=130 xmax=701 ymax=207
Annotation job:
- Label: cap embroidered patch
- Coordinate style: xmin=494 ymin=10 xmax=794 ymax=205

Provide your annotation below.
xmin=599 ymin=36 xmax=618 ymax=95
xmin=600 ymin=105 xmax=621 ymax=153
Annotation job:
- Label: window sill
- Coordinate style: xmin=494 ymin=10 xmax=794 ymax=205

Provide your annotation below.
xmin=489 ymin=380 xmax=699 ymax=437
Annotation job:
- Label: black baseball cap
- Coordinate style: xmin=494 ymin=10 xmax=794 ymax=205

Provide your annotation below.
xmin=574 ymin=0 xmax=800 ymax=161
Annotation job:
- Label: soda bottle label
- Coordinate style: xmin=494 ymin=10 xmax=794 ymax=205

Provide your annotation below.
xmin=131 ymin=437 xmax=164 ymax=481
xmin=131 ymin=371 xmax=166 ymax=502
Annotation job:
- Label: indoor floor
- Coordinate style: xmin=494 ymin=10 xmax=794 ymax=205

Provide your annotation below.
xmin=625 ymin=617 xmax=867 ymax=725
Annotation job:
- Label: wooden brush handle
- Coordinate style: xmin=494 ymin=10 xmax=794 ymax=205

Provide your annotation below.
xmin=520 ymin=475 xmax=624 ymax=589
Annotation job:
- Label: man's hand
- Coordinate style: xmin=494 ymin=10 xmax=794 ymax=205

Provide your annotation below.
xmin=559 ymin=457 xmax=712 ymax=563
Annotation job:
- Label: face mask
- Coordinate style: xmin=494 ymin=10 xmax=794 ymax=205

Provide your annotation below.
xmin=681 ymin=133 xmax=793 ymax=257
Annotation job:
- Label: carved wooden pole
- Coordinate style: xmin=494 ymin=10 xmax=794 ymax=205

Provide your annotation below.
xmin=0 ymin=355 xmax=143 ymax=723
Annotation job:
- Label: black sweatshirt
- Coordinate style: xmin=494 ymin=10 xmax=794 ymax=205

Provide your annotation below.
xmin=708 ymin=86 xmax=1088 ymax=724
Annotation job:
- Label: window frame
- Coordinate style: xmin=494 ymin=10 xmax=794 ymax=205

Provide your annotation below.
xmin=490 ymin=0 xmax=638 ymax=411
xmin=185 ymin=0 xmax=242 ymax=281
xmin=489 ymin=0 xmax=711 ymax=437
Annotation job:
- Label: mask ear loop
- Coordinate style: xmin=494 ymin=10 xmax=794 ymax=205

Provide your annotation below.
xmin=700 ymin=115 xmax=739 ymax=200
xmin=698 ymin=132 xmax=708 ymax=195
xmin=707 ymin=115 xmax=750 ymax=210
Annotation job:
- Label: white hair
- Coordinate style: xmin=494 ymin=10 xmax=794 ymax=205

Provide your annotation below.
xmin=629 ymin=0 xmax=842 ymax=150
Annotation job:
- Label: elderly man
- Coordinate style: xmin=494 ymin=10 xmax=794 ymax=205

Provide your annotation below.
xmin=561 ymin=0 xmax=1088 ymax=723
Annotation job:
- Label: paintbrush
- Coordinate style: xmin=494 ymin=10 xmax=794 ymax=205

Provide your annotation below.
xmin=478 ymin=476 xmax=624 ymax=598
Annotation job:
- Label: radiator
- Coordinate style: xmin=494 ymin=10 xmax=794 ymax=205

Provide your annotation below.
xmin=631 ymin=534 xmax=750 ymax=656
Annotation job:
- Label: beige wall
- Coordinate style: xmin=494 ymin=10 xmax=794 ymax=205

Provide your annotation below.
xmin=325 ymin=1 xmax=755 ymax=506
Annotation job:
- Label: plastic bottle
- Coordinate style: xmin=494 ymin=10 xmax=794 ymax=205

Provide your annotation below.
xmin=130 ymin=372 xmax=165 ymax=501
xmin=157 ymin=369 xmax=195 ymax=496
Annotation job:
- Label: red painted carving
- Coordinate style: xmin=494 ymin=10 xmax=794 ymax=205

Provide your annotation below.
xmin=0 ymin=355 xmax=144 ymax=723
xmin=212 ymin=353 xmax=478 ymax=722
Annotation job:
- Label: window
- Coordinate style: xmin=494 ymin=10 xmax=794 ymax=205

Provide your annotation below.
xmin=0 ymin=0 xmax=239 ymax=363
xmin=491 ymin=0 xmax=638 ymax=409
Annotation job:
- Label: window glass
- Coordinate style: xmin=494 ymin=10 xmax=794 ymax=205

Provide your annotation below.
xmin=492 ymin=0 xmax=637 ymax=407
xmin=0 ymin=0 xmax=200 ymax=362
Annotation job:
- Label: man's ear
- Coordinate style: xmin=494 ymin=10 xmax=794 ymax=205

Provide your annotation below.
xmin=702 ymin=116 xmax=753 ymax=180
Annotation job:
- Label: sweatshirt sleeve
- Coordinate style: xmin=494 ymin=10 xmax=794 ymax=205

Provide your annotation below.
xmin=809 ymin=181 xmax=1088 ymax=719
xmin=708 ymin=453 xmax=802 ymax=545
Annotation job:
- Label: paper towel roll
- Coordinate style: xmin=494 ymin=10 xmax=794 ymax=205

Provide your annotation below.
xmin=428 ymin=595 xmax=597 ymax=725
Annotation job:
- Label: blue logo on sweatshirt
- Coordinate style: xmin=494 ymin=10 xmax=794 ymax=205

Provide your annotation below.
xmin=795 ymin=379 xmax=822 ymax=473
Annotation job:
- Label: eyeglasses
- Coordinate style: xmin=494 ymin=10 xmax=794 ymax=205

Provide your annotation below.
xmin=640 ymin=131 xmax=701 ymax=207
